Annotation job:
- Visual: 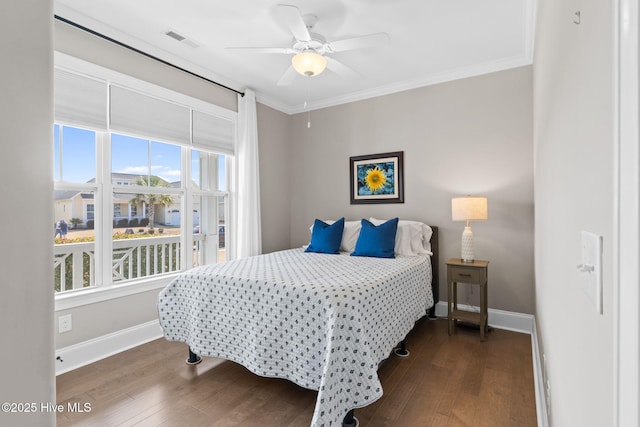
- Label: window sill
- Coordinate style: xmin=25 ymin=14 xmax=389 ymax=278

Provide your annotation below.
xmin=55 ymin=274 xmax=179 ymax=311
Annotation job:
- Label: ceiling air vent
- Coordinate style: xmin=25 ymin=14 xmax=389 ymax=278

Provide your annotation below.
xmin=165 ymin=29 xmax=199 ymax=48
xmin=165 ymin=30 xmax=185 ymax=41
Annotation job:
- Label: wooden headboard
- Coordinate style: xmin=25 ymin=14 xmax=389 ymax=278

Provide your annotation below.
xmin=429 ymin=226 xmax=439 ymax=318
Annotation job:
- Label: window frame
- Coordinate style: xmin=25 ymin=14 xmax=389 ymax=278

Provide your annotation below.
xmin=54 ymin=53 xmax=236 ymax=311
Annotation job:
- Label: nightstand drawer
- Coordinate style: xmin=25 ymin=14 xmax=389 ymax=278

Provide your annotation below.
xmin=449 ymin=268 xmax=482 ymax=283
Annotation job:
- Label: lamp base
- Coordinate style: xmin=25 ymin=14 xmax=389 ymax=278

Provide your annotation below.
xmin=461 ymin=226 xmax=474 ymax=263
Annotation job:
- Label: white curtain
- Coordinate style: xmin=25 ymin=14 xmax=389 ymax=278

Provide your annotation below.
xmin=232 ymin=88 xmax=262 ymax=259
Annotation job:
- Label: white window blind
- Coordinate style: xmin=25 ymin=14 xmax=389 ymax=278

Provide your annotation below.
xmin=192 ymin=110 xmax=235 ymax=155
xmin=54 ymin=69 xmax=108 ymax=130
xmin=54 ymin=59 xmax=236 ymax=154
xmin=110 ymin=85 xmax=191 ymax=145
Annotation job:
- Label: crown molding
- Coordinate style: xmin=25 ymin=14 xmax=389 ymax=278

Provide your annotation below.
xmin=266 ymin=56 xmax=533 ymax=115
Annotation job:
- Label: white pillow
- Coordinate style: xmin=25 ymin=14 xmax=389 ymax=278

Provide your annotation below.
xmin=369 ymin=218 xmax=433 ymax=256
xmin=309 ymin=220 xmax=361 ymax=253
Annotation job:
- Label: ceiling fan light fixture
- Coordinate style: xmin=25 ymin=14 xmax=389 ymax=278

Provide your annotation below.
xmin=292 ymin=51 xmax=327 ymax=77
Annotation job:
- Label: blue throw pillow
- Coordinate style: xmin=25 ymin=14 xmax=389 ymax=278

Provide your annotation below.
xmin=305 ymin=217 xmax=345 ymax=254
xmin=351 ymin=218 xmax=399 ymax=258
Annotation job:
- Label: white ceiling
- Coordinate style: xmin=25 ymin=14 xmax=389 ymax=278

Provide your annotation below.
xmin=54 ymin=0 xmax=536 ymax=114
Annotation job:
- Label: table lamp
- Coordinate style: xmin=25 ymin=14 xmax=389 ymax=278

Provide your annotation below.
xmin=451 ymin=196 xmax=488 ymax=262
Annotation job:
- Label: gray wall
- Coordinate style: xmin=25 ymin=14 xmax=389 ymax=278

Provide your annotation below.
xmin=257 ymin=103 xmax=293 ymax=253
xmin=0 ymin=1 xmax=55 ymax=426
xmin=533 ymin=0 xmax=615 ymax=425
xmin=289 ymin=67 xmax=534 ymax=314
xmin=55 ymin=289 xmax=161 ymax=348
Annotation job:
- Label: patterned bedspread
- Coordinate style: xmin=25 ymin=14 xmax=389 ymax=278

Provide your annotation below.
xmin=158 ymin=248 xmax=433 ymax=427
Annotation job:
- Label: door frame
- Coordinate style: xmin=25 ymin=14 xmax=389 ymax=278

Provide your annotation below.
xmin=614 ymin=0 xmax=639 ymax=425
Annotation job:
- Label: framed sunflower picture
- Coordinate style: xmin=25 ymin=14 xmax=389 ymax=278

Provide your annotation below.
xmin=349 ymin=151 xmax=404 ymax=204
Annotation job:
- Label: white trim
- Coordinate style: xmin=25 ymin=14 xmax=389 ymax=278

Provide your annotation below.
xmin=55 ymin=274 xmax=175 ymax=311
xmin=259 ymin=57 xmax=533 ymax=115
xmin=614 ymin=0 xmax=640 ymax=425
xmin=55 ymin=320 xmax=163 ymax=375
xmin=531 ymin=319 xmax=549 ymax=427
xmin=434 ymin=301 xmax=534 ymax=334
xmin=523 ymin=0 xmax=537 ymax=61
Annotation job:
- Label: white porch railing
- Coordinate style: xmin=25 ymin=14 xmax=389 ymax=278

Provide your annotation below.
xmin=54 ymin=242 xmax=95 ymax=293
xmin=112 ymin=235 xmax=182 ymax=282
xmin=54 ymin=234 xmax=206 ymax=293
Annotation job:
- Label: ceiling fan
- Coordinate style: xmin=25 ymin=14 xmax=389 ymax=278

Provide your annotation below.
xmin=226 ymin=4 xmax=390 ymax=86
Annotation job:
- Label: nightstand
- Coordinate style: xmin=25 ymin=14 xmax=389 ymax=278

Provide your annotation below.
xmin=446 ymin=258 xmax=490 ymax=340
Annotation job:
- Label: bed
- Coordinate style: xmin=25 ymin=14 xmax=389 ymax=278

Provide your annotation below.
xmin=158 ymin=220 xmax=439 ymax=427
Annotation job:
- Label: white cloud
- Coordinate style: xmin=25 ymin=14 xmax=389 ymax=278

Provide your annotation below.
xmin=119 ymin=166 xmax=148 ymax=174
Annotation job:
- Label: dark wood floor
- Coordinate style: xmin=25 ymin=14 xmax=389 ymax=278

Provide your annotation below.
xmin=56 ymin=318 xmax=537 ymax=426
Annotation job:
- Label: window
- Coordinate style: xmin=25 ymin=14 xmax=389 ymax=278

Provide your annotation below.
xmin=53 ymin=124 xmax=97 ymax=293
xmin=191 ymin=150 xmax=227 ymax=266
xmin=113 ymin=204 xmax=122 ymax=219
xmin=54 ymin=125 xmax=229 ymax=294
xmin=86 ymin=204 xmax=94 ymax=221
xmin=53 ymin=59 xmax=235 ymax=299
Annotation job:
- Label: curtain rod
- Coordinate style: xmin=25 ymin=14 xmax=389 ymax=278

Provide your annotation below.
xmin=54 ymin=14 xmax=245 ymax=97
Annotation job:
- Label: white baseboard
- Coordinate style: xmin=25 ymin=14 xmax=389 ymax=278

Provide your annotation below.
xmin=434 ymin=301 xmax=546 ymax=427
xmin=531 ymin=319 xmax=549 ymax=427
xmin=434 ymin=301 xmax=533 ymax=333
xmin=55 ymin=320 xmax=163 ymax=376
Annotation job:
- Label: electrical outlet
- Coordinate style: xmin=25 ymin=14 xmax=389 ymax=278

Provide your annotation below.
xmin=58 ymin=314 xmax=73 ymax=333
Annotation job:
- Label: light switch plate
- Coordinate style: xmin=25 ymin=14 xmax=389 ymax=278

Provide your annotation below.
xmin=580 ymin=231 xmax=603 ymax=314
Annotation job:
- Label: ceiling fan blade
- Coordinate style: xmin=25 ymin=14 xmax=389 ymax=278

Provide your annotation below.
xmin=274 ymin=4 xmax=311 ymax=41
xmin=327 ymin=32 xmax=390 ymax=53
xmin=325 ymin=57 xmax=360 ymax=79
xmin=225 ymin=47 xmax=295 ymax=54
xmin=277 ymin=65 xmax=299 ymax=86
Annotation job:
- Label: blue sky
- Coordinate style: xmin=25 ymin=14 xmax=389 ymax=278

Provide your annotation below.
xmin=54 ymin=125 xmax=225 ymax=188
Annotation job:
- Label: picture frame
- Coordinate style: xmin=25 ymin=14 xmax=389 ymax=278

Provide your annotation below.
xmin=349 ymin=151 xmax=404 ymax=204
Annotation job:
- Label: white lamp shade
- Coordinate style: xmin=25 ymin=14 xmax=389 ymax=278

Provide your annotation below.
xmin=292 ymin=51 xmax=327 ymax=77
xmin=451 ymin=196 xmax=488 ymax=222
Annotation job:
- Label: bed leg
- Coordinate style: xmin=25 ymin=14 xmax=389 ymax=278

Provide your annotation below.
xmin=342 ymin=409 xmax=359 ymax=427
xmin=428 ymin=306 xmax=437 ymax=319
xmin=186 ymin=347 xmax=202 ymax=365
xmin=393 ymin=339 xmax=410 ymax=358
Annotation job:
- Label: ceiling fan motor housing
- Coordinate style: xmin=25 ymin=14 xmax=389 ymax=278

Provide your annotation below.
xmin=293 ymin=32 xmax=327 ymax=54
